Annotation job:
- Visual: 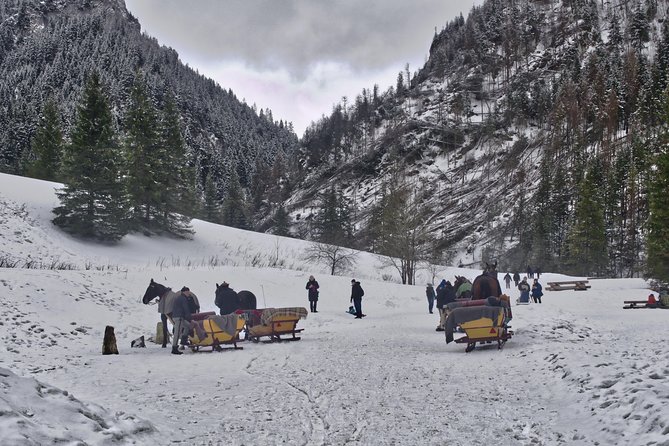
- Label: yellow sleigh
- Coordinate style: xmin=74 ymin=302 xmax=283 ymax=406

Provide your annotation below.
xmin=445 ymin=301 xmax=513 ymax=352
xmin=188 ymin=312 xmax=245 ymax=351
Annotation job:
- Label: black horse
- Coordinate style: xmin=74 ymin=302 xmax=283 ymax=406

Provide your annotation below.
xmin=142 ymin=279 xmax=178 ymax=348
xmin=471 ymin=261 xmax=502 ymax=300
xmin=214 ymin=283 xmax=257 ymax=315
xmin=238 ymin=290 xmax=257 ymax=310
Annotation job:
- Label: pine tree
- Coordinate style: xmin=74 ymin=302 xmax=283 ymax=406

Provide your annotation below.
xmin=53 ymin=72 xmax=128 ymax=241
xmin=313 ymin=187 xmax=353 ymax=246
xmin=273 ymin=205 xmax=290 ymax=236
xmin=564 ymin=166 xmax=607 ymax=276
xmin=155 ymin=92 xmax=194 ymax=237
xmin=26 ymin=98 xmax=63 ymax=181
xmin=202 ymin=171 xmax=221 ymax=223
xmin=221 ymin=166 xmax=248 ymax=229
xmin=124 ymin=72 xmax=162 ymax=233
xmin=529 ymin=158 xmax=552 ymax=267
xmin=646 ymin=88 xmax=669 ymax=282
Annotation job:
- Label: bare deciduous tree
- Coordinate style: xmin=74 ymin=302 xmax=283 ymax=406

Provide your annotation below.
xmin=304 ymin=242 xmax=358 ymax=276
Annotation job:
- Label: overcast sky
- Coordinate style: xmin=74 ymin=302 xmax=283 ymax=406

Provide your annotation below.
xmin=124 ymin=0 xmax=483 ymax=136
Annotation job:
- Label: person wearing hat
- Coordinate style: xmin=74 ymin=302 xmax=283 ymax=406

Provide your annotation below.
xmin=181 ymin=286 xmax=200 ymax=314
xmin=306 ymin=275 xmax=320 ymax=313
xmin=170 ymin=289 xmax=193 ymax=355
xmin=350 ymin=279 xmax=365 ymax=318
xmin=426 ymin=283 xmax=436 ymax=314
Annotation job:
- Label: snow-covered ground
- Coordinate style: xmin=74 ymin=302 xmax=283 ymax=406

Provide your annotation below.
xmin=0 ymin=172 xmax=668 ymax=445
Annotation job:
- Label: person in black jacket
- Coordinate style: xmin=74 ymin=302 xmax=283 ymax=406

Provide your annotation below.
xmin=350 ymin=279 xmax=365 ymax=318
xmin=170 ymin=292 xmax=192 ymax=355
xmin=426 ymin=283 xmax=436 ymax=314
xmin=435 ymin=280 xmax=456 ymax=331
xmin=181 ymin=286 xmax=200 ymax=314
xmin=306 ymin=275 xmax=320 ymax=312
xmin=512 ymin=271 xmax=521 ymax=287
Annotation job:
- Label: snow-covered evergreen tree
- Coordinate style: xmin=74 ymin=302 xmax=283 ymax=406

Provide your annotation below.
xmin=53 ymin=72 xmax=128 ymax=242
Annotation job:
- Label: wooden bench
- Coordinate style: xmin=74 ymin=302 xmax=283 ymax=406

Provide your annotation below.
xmin=546 ymin=280 xmax=591 ymax=291
xmin=622 ymin=300 xmax=667 ymax=309
xmin=246 ymin=307 xmax=308 ymax=343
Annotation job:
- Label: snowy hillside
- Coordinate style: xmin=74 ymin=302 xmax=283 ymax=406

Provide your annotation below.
xmin=0 ymin=172 xmax=668 ymax=445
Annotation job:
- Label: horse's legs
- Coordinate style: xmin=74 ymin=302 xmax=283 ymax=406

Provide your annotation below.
xmin=161 ymin=313 xmax=168 ymax=348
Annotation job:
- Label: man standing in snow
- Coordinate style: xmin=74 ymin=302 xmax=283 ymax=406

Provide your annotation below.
xmin=171 ymin=291 xmax=193 ymax=355
xmin=426 ymin=283 xmax=436 ymax=314
xmin=503 ymin=272 xmax=512 ymax=289
xmin=512 ymin=271 xmax=520 ymax=287
xmin=435 ymin=280 xmax=455 ymax=331
xmin=181 ymin=286 xmax=200 ymax=314
xmin=351 ymin=279 xmax=365 ymax=319
xmin=531 ymin=279 xmax=543 ymax=303
xmin=306 ymin=275 xmax=320 ymax=313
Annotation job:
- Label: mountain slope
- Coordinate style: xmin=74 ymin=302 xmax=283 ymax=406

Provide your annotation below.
xmin=289 ymin=0 xmax=669 ymax=275
xmin=0 ymin=0 xmax=298 ymax=192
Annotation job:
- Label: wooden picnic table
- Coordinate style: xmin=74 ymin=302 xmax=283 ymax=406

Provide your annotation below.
xmin=546 ymin=280 xmax=591 ymax=291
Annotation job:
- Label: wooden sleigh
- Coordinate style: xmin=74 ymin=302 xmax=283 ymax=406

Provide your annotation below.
xmin=188 ymin=312 xmax=245 ymax=352
xmin=241 ymin=307 xmax=308 ymax=343
xmin=454 ymin=306 xmax=513 ymax=352
xmin=445 ymin=297 xmax=513 ymax=353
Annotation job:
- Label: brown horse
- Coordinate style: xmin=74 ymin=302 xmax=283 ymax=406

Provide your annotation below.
xmin=471 ymin=261 xmax=502 ymax=300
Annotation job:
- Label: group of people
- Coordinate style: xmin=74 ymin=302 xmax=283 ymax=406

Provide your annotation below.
xmin=517 ymin=277 xmax=543 ymax=304
xmin=501 ymin=269 xmax=540 ymax=289
xmin=305 ymin=276 xmax=366 ymax=318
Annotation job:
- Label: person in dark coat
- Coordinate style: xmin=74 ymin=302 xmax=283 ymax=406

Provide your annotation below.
xmin=171 ymin=292 xmax=193 ymax=355
xmin=512 ymin=271 xmax=520 ymax=287
xmin=215 ymin=282 xmax=239 ymax=315
xmin=527 ymin=265 xmax=534 ymax=279
xmin=518 ymin=277 xmax=530 ymax=303
xmin=531 ymin=279 xmax=543 ymax=304
xmin=503 ymin=273 xmax=512 ymax=289
xmin=350 ymin=279 xmax=365 ymax=318
xmin=181 ymin=286 xmax=200 ymax=314
xmin=306 ymin=275 xmax=320 ymax=312
xmin=179 ymin=286 xmax=199 ymax=345
xmin=435 ymin=280 xmax=455 ymax=331
xmin=426 ymin=283 xmax=436 ymax=314
xmin=535 ymin=267 xmax=542 ymax=279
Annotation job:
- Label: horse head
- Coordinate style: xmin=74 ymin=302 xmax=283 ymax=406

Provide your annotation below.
xmin=215 ymin=282 xmax=225 ymax=300
xmin=142 ymin=278 xmax=167 ymax=304
xmin=483 ymin=261 xmax=498 ymax=278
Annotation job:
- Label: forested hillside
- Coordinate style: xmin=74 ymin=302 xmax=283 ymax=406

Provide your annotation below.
xmin=0 ymin=0 xmax=299 ymax=228
xmin=286 ymin=0 xmax=669 ymax=282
